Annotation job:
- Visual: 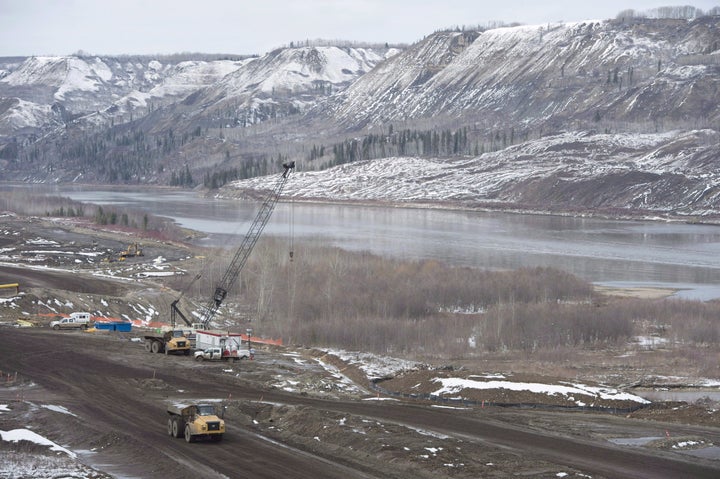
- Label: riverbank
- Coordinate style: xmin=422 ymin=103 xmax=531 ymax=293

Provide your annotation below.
xmin=593 ymin=284 xmax=679 ymax=300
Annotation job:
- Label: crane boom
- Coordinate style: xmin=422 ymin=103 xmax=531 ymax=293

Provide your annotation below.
xmin=171 ymin=161 xmax=295 ymax=330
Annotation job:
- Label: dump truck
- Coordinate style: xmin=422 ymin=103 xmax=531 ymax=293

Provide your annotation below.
xmin=167 ymin=403 xmax=225 ymax=443
xmin=143 ymin=329 xmax=191 ymax=355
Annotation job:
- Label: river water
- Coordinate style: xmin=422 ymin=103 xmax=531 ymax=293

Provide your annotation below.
xmin=18 ymin=185 xmax=720 ymax=300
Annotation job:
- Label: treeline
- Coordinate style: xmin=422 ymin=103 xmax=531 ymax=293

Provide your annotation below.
xmin=616 ymin=6 xmax=720 ymax=20
xmin=280 ymin=39 xmax=406 ymax=50
xmin=326 ymin=126 xmax=473 ymax=166
xmin=201 ymin=155 xmax=291 ymax=189
xmin=22 ymin=124 xmax=207 ymax=185
xmin=0 ymin=190 xmax=184 ymax=240
xmin=315 ymin=125 xmax=529 ymax=167
xmin=170 ymin=240 xmax=720 ymax=358
xmin=71 ymin=51 xmax=256 ymax=62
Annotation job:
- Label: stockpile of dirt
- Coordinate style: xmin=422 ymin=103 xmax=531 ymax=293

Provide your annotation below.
xmin=378 ymin=368 xmax=649 ymax=411
xmin=628 ymin=400 xmax=720 ymax=427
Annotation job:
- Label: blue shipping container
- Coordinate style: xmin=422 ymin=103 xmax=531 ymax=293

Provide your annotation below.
xmin=95 ymin=322 xmax=132 ymax=332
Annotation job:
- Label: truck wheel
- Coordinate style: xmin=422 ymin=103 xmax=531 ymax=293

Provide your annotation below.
xmin=184 ymin=425 xmax=194 ymax=443
xmin=167 ymin=418 xmax=174 ymax=436
xmin=53 ymin=325 xmax=60 ymax=331
xmin=144 ymin=340 xmax=152 ymax=352
xmin=195 ymin=355 xmax=203 ymax=362
xmin=151 ymin=341 xmax=161 ymax=354
xmin=172 ymin=417 xmax=184 ymax=438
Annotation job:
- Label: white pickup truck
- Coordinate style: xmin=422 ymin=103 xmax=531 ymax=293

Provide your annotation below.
xmin=194 ymin=347 xmax=254 ymax=362
xmin=50 ymin=313 xmax=93 ymax=330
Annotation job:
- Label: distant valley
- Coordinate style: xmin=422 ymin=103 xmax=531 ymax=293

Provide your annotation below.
xmin=1 ymin=11 xmax=719 ymax=221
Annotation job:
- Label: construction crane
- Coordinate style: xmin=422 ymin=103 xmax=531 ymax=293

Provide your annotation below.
xmin=171 ymin=161 xmax=295 ymax=330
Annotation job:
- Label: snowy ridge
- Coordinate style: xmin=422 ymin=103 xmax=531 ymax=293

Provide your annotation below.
xmin=186 ymin=45 xmax=398 ymax=126
xmin=0 ymin=55 xmax=248 ymax=132
xmin=225 ymin=129 xmax=720 ymax=217
xmin=325 ymin=18 xmax=719 ymax=130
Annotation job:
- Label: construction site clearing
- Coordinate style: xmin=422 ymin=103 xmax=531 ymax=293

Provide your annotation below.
xmin=0 ymin=174 xmax=720 ymax=477
xmin=2 ymin=178 xmax=720 ymax=476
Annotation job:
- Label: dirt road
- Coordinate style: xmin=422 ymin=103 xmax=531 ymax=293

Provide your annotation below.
xmin=2 ymin=328 xmax=719 ymax=479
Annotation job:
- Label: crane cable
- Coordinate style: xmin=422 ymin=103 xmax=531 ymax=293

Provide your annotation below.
xmin=288 ymin=186 xmax=295 ymax=262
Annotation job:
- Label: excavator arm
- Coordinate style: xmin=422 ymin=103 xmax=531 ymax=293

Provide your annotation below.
xmin=171 ymin=161 xmax=295 ymax=329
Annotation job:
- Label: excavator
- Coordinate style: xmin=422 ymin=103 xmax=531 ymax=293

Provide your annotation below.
xmin=119 ymin=243 xmax=143 ymax=261
xmin=170 ymin=161 xmax=295 ymax=334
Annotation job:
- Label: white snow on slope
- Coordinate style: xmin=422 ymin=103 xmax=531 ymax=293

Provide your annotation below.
xmin=227 ymin=130 xmax=718 ymax=208
xmin=0 ymin=428 xmax=76 ymax=457
xmin=431 ymin=377 xmax=650 ymax=405
xmin=0 ymin=98 xmax=54 ymax=131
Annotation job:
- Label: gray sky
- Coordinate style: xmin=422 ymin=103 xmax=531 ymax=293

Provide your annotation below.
xmin=1 ymin=0 xmax=717 ymax=57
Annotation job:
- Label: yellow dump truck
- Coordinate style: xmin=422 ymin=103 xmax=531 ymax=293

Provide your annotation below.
xmin=143 ymin=329 xmax=191 ymax=355
xmin=167 ymin=403 xmax=225 ymax=443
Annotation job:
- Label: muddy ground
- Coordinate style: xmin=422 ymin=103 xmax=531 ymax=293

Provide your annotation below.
xmin=2 ymin=213 xmax=720 ymax=478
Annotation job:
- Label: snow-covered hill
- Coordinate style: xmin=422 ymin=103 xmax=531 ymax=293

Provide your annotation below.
xmin=1 ymin=15 xmax=719 ymax=219
xmin=224 ymin=128 xmax=720 ymax=220
xmin=183 ymin=45 xmax=399 ymax=127
xmin=324 ymin=17 xmax=719 ymax=131
xmin=0 ymin=55 xmax=248 ymax=134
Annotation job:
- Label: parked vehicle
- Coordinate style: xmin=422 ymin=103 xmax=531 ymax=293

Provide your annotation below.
xmin=143 ymin=329 xmax=191 ymax=355
xmin=194 ymin=346 xmax=253 ymax=362
xmin=167 ymin=403 xmax=225 ymax=443
xmin=50 ymin=312 xmax=92 ymax=330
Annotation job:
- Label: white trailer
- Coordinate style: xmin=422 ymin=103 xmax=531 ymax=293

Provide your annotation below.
xmin=194 ymin=330 xmax=253 ymax=360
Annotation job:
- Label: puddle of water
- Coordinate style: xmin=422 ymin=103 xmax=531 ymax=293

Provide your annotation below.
xmin=608 ymin=436 xmax=663 ymax=446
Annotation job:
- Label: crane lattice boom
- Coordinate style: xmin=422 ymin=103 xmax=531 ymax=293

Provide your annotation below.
xmin=171 ymin=161 xmax=294 ymax=329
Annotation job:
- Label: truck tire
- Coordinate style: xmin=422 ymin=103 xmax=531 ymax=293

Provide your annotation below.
xmin=184 ymin=425 xmax=194 ymax=443
xmin=53 ymin=325 xmax=60 ymax=331
xmin=151 ymin=341 xmax=161 ymax=354
xmin=195 ymin=355 xmax=204 ymax=361
xmin=167 ymin=418 xmax=174 ymax=436
xmin=144 ymin=340 xmax=152 ymax=352
xmin=172 ymin=417 xmax=184 ymax=438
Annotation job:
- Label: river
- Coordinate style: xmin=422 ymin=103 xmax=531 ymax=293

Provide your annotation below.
xmin=16 ymin=185 xmax=720 ymax=300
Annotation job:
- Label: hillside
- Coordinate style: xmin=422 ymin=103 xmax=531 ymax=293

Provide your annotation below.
xmin=0 ymin=14 xmax=719 ymax=218
xmin=223 ymin=129 xmax=720 ymax=221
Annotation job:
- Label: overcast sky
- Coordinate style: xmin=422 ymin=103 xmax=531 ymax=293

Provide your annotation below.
xmin=1 ymin=0 xmax=717 ymax=57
